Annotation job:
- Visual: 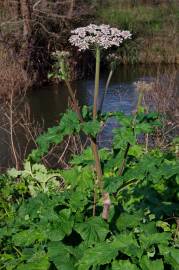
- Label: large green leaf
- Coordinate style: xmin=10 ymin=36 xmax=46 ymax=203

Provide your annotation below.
xmin=46 ymin=209 xmax=74 ymax=241
xmin=62 ymin=166 xmax=93 ymax=192
xmin=16 ymin=253 xmax=49 ymax=270
xmin=113 ymin=127 xmax=136 ymax=149
xmin=78 ymin=242 xmax=118 ymax=270
xmin=81 ymin=120 xmax=101 ymax=137
xmin=159 ymin=245 xmax=179 ymax=270
xmin=112 ymin=233 xmax=142 ymax=259
xmin=115 ymin=112 xmax=133 ymax=127
xmin=104 ymin=176 xmax=124 ymax=193
xmin=78 ymin=233 xmax=142 ymax=270
xmin=75 ymin=217 xmax=109 ymax=246
xmin=71 ymin=147 xmax=111 ymax=166
xmin=69 ymin=191 xmax=88 ymax=212
xmin=58 ymin=209 xmax=74 ymax=235
xmin=30 ymin=110 xmax=80 ymax=161
xmin=116 ymin=212 xmax=142 ymax=231
xmin=112 ymin=260 xmax=139 ymax=270
xmin=128 ymin=145 xmax=143 ymax=158
xmin=139 ymin=232 xmax=171 ymax=250
xmin=48 ymin=241 xmax=76 ymax=270
xmin=140 ymin=256 xmax=164 ymax=270
xmin=46 ymin=225 xmax=66 ymax=242
xmin=12 ymin=229 xmax=46 ymax=247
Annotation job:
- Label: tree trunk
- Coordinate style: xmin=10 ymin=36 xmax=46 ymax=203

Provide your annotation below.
xmin=68 ymin=0 xmax=75 ymax=18
xmin=19 ymin=0 xmax=32 ymax=68
xmin=20 ymin=0 xmax=31 ymax=39
xmin=40 ymin=0 xmax=48 ymax=10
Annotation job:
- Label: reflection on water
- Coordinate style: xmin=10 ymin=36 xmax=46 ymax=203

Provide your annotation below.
xmin=0 ymin=65 xmax=179 ymax=168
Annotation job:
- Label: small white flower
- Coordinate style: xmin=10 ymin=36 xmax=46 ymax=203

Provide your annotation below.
xmin=69 ymin=24 xmax=132 ymax=51
xmin=134 ymin=81 xmax=154 ymax=92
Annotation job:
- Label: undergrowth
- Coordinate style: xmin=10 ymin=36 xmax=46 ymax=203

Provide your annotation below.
xmin=0 ymin=108 xmax=179 ymax=270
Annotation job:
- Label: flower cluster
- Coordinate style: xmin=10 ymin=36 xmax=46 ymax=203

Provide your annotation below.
xmin=106 ymin=53 xmax=121 ymax=62
xmin=49 ymin=50 xmax=71 ymax=81
xmin=69 ymin=24 xmax=131 ymax=51
xmin=52 ymin=50 xmax=70 ymax=60
xmin=134 ymin=81 xmax=154 ymax=93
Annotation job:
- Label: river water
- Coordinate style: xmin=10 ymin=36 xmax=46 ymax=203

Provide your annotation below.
xmin=0 ymin=65 xmax=179 ymax=169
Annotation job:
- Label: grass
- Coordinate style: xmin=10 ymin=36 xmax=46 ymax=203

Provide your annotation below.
xmin=96 ymin=1 xmax=179 ymax=64
xmin=99 ymin=6 xmax=164 ymax=34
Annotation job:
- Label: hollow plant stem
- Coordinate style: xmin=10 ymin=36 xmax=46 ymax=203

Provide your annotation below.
xmin=91 ymin=139 xmax=103 ymax=189
xmin=92 ymin=47 xmax=103 ymax=190
xmin=93 ymin=47 xmax=100 ymax=119
xmin=92 ymin=47 xmax=111 ymax=220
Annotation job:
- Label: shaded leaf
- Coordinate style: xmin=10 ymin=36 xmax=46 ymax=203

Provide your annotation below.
xmin=75 ymin=217 xmax=109 ymax=246
xmin=112 ymin=260 xmax=139 ymax=270
xmin=140 ymin=256 xmax=164 ymax=270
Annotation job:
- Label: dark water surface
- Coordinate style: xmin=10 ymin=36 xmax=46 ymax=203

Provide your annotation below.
xmin=1 ymin=65 xmax=179 ymax=168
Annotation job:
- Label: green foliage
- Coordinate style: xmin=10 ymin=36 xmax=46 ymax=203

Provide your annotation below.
xmin=112 ymin=260 xmax=139 ymax=270
xmin=98 ymin=2 xmax=179 ymax=36
xmin=29 ymin=110 xmax=81 ymax=161
xmin=74 ymin=217 xmax=109 ymax=246
xmin=7 ymin=162 xmax=61 ymax=196
xmin=98 ymin=5 xmax=167 ymax=35
xmin=1 ymin=107 xmax=179 ymax=269
xmin=48 ymin=51 xmax=71 ymax=81
xmin=29 ymin=109 xmax=103 ymax=162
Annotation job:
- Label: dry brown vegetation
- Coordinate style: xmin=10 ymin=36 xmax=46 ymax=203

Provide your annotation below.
xmin=142 ymin=69 xmax=179 ymax=147
xmin=0 ymin=91 xmax=88 ymax=170
xmin=0 ymin=0 xmax=94 ymax=97
xmin=0 ymin=48 xmax=32 ymax=98
xmin=144 ymin=70 xmax=179 ymax=118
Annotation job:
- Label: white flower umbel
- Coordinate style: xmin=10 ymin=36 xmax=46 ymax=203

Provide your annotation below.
xmin=69 ymin=24 xmax=131 ymax=51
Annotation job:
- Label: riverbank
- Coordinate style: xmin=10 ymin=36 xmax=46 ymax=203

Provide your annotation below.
xmin=97 ymin=1 xmax=179 ymax=64
xmin=0 ymin=64 xmax=178 ymax=170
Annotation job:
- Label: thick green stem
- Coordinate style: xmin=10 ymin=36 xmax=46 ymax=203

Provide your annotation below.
xmin=93 ymin=47 xmax=100 ymax=119
xmin=91 ymin=139 xmax=103 ymax=190
xmin=136 ymin=90 xmax=144 ymax=113
xmin=91 ymin=47 xmax=103 ymax=190
xmin=91 ymin=47 xmax=110 ymax=219
xmin=65 ymin=53 xmax=106 ymax=217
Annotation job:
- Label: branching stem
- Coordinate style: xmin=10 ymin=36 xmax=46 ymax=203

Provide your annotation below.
xmin=65 ymin=80 xmax=103 ymax=190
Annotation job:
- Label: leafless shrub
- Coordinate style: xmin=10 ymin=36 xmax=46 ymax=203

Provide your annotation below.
xmin=0 ymin=92 xmax=43 ymax=170
xmin=144 ymin=71 xmax=178 ymax=117
xmin=0 ymin=90 xmax=89 ymax=171
xmin=138 ymin=70 xmax=179 ymax=148
xmin=41 ymin=134 xmax=89 ymax=169
xmin=0 ymin=48 xmax=32 ymax=98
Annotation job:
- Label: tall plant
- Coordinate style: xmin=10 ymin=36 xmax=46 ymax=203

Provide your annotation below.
xmin=49 ymin=24 xmax=131 ymax=218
